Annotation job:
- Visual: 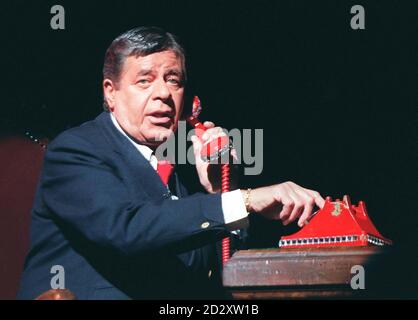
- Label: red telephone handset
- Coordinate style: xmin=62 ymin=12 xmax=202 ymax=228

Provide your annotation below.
xmin=186 ymin=96 xmax=230 ymax=163
xmin=185 ymin=96 xmax=232 ymax=265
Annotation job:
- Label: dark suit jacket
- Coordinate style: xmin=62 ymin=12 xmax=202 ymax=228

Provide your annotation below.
xmin=17 ymin=112 xmax=229 ymax=299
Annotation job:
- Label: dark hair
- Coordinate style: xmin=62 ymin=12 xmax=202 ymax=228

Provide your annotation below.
xmin=102 ymin=26 xmax=186 ymax=111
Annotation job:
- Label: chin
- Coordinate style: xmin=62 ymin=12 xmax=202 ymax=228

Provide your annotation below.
xmin=149 ymin=127 xmax=174 ymax=143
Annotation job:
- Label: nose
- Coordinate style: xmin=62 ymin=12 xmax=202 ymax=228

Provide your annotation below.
xmin=152 ymin=78 xmax=171 ymax=101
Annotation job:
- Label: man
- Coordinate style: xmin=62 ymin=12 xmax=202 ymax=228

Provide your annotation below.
xmin=18 ymin=27 xmax=324 ymax=299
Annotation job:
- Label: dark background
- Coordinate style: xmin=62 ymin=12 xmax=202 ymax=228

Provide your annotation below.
xmin=2 ymin=0 xmax=417 ymax=266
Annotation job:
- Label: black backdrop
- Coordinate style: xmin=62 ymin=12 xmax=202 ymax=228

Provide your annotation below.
xmin=3 ymin=1 xmax=417 ymax=256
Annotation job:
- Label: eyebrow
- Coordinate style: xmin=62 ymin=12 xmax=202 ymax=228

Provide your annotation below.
xmin=135 ymin=68 xmax=183 ymax=78
xmin=136 ymin=69 xmax=154 ymax=77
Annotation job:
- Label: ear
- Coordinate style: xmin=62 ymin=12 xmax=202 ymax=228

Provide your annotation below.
xmin=103 ymin=79 xmax=117 ymax=111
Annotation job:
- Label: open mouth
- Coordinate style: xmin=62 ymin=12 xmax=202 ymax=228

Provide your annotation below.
xmin=149 ymin=116 xmax=172 ymax=124
xmin=148 ymin=112 xmax=174 ymax=127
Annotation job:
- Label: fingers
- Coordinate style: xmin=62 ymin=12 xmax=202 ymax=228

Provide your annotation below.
xmin=201 ymin=127 xmax=226 ymax=142
xmin=297 ymin=199 xmax=314 ymax=227
xmin=203 ymin=121 xmax=215 ymax=128
xmin=190 ymin=135 xmax=205 ymax=165
xmin=306 ymin=189 xmax=325 ymax=208
xmin=283 ymin=204 xmax=304 ymax=226
xmin=191 ymin=123 xmax=228 ymax=168
xmin=278 ymin=201 xmax=294 ymax=222
xmin=273 ymin=182 xmax=324 ymax=227
xmin=200 ymin=121 xmax=226 ymax=142
xmin=282 ymin=188 xmax=303 ymax=226
xmin=293 ymin=187 xmax=319 ymax=227
xmin=190 ymin=135 xmax=202 ymax=151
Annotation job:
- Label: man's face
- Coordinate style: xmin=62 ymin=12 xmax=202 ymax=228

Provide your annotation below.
xmin=104 ymin=50 xmax=184 ymax=147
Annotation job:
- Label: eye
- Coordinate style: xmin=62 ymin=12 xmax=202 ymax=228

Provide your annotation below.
xmin=167 ymin=77 xmax=182 ymax=87
xmin=136 ymin=78 xmax=151 ymax=85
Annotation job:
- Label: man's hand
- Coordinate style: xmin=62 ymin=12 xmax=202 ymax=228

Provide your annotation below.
xmin=243 ymin=182 xmax=325 ymax=227
xmin=191 ymin=121 xmax=237 ymax=194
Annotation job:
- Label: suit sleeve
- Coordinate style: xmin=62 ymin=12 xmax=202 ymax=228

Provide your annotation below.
xmin=41 ymin=132 xmax=228 ymax=256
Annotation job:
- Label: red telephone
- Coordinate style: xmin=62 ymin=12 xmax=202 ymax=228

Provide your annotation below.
xmin=186 ymin=96 xmax=232 ymax=264
xmin=279 ymin=195 xmax=392 ymax=248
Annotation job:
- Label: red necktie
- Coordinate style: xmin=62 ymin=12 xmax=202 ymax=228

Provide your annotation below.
xmin=157 ymin=160 xmax=174 ymax=185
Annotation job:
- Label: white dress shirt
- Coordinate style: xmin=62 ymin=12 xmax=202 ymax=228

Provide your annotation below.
xmin=110 ymin=113 xmax=249 ymax=227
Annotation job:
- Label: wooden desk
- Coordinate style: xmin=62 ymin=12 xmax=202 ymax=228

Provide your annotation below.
xmin=223 ymin=247 xmax=387 ymax=299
